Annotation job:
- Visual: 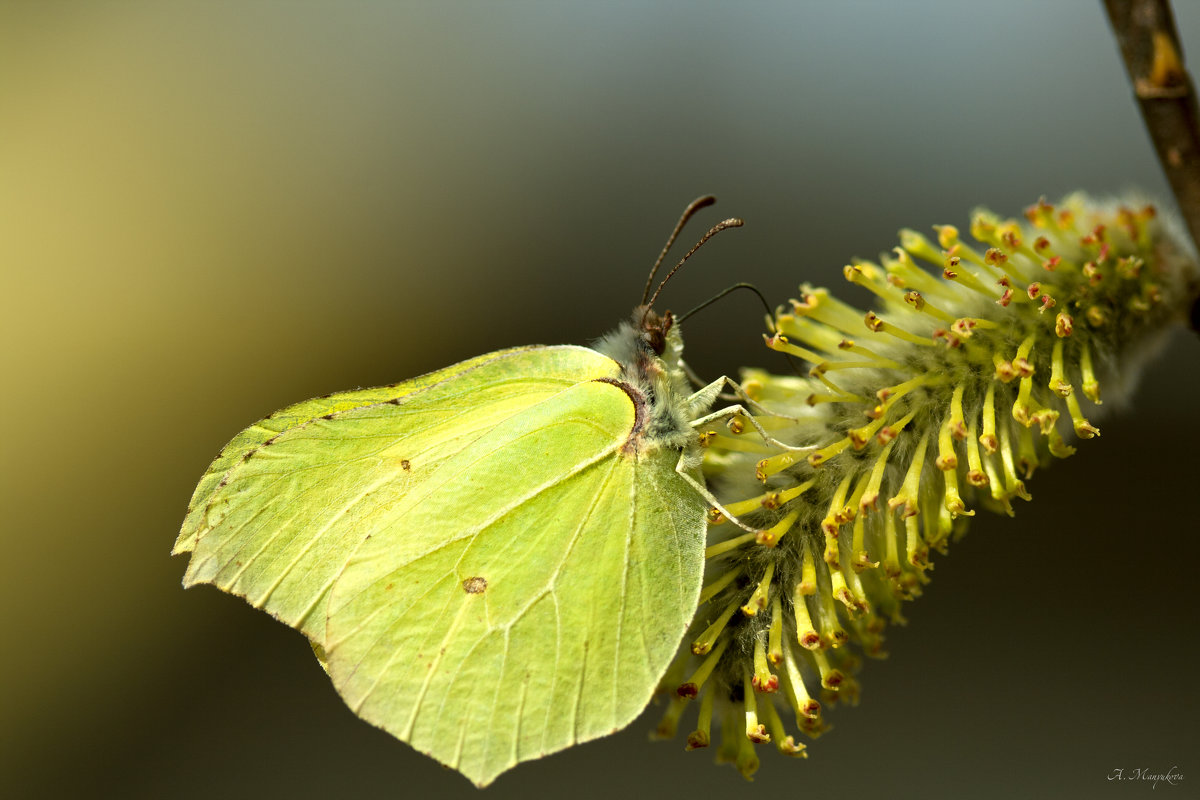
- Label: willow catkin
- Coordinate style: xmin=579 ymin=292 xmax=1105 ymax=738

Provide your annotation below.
xmin=656 ymin=194 xmax=1199 ymax=778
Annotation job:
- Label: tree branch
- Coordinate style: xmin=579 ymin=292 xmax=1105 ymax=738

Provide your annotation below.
xmin=1104 ymin=0 xmax=1200 ymax=254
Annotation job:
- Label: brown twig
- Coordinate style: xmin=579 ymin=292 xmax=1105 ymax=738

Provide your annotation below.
xmin=1104 ymin=1 xmax=1200 ymax=250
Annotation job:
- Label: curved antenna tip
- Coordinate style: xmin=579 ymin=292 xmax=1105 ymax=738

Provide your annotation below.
xmin=641 ymin=196 xmax=722 ymax=305
xmin=645 ymin=216 xmax=746 ymax=310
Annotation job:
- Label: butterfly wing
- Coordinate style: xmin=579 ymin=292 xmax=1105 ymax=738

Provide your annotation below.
xmin=178 ymin=345 xmax=616 ymax=642
xmin=177 ymin=344 xmax=706 ymax=785
xmin=324 ymin=376 xmax=705 ymax=786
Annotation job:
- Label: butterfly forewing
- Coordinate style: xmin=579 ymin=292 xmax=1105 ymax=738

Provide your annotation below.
xmin=178 ymin=346 xmax=619 ymax=642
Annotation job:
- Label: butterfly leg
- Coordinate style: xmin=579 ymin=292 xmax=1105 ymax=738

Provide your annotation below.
xmin=676 ymin=376 xmax=813 ymax=535
xmin=672 ymin=446 xmax=763 ymax=535
xmin=686 ymin=376 xmax=815 ymax=453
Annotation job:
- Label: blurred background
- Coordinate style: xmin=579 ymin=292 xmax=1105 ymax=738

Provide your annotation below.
xmin=3 ymin=2 xmax=1197 ymax=797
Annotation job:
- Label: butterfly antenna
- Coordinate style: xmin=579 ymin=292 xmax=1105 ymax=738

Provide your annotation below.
xmin=645 ymin=217 xmax=744 ymax=310
xmin=677 ymin=282 xmax=771 ymax=324
xmin=678 ymin=282 xmax=806 ymax=378
xmin=641 ymin=195 xmax=718 ymax=305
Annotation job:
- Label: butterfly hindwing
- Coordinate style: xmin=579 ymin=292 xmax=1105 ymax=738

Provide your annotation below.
xmin=324 ymin=375 xmax=705 ymax=786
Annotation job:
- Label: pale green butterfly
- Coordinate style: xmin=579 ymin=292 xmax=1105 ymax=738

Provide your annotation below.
xmin=173 ymin=197 xmax=780 ymax=787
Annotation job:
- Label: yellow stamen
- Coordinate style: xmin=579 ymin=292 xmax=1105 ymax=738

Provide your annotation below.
xmin=808 ymin=436 xmax=854 ymax=467
xmin=741 ymin=561 xmax=776 ymax=616
xmin=691 ymin=599 xmax=740 ymax=655
xmin=653 ymin=695 xmax=690 ymax=739
xmin=705 ymin=531 xmax=756 ymax=560
xmin=1049 ymin=338 xmax=1071 ymax=396
xmin=768 ymin=594 xmax=784 ymax=666
xmin=993 ymin=352 xmax=1016 ymax=383
xmin=759 ymin=696 xmax=807 ymax=757
xmin=1055 ymin=312 xmax=1074 ymax=337
xmin=1047 ymin=425 xmax=1077 ymax=458
xmin=698 ymin=566 xmax=743 ymax=606
xmin=1017 ymin=423 xmax=1038 ymax=479
xmin=775 ymin=312 xmax=855 ymax=354
xmin=735 ymin=730 xmax=761 ymax=780
xmin=900 ymin=228 xmax=949 ymax=266
xmin=948 ymin=384 xmax=967 ymax=438
xmin=980 ymin=383 xmax=999 ymax=453
xmin=882 ymin=507 xmax=903 ymax=577
xmin=942 ymin=466 xmax=973 ymax=517
xmin=792 ymin=583 xmax=822 ymax=650
xmin=868 ymin=374 xmax=940 ymax=419
xmin=844 ymin=261 xmax=902 ymax=304
xmin=685 ymin=688 xmax=715 ymax=750
xmin=678 ymin=636 xmax=731 ymax=695
xmin=764 ymin=332 xmax=829 ymax=366
xmin=876 ymin=408 xmax=917 ymax=445
xmin=813 ymin=576 xmax=849 ymax=647
xmin=848 ymin=416 xmax=889 ymax=449
xmin=743 ymin=667 xmax=771 ymax=743
xmin=981 ymin=451 xmax=1012 ymax=516
xmin=830 ymin=567 xmax=868 ymax=615
xmin=780 ymin=637 xmax=823 ymax=722
xmin=997 ymin=420 xmax=1032 ymax=502
xmin=864 ymin=311 xmax=936 ymax=346
xmin=936 ymin=415 xmax=958 ymax=470
xmin=905 ymin=513 xmax=931 ymax=569
xmin=757 ymin=509 xmax=800 ymax=547
xmin=928 ymin=491 xmax=954 ymax=549
xmin=903 ymin=290 xmax=957 ymax=323
xmin=884 ymin=246 xmax=960 ymax=300
xmin=887 ymin=436 xmax=930 ymax=517
xmin=752 ymin=634 xmax=779 ymax=693
xmin=755 ymin=450 xmax=800 ymax=479
xmin=1064 ymin=390 xmax=1100 ymax=438
xmin=965 ymin=415 xmax=990 ymax=487
xmin=1081 ymin=339 xmax=1101 ymax=403
xmin=821 ymin=472 xmax=855 ymax=535
xmin=942 ymin=254 xmax=998 ymax=296
xmin=797 ymin=543 xmax=818 ymax=596
xmin=823 ymin=530 xmax=841 ymax=570
xmin=791 ymin=286 xmax=871 ymax=336
xmin=715 ymin=705 xmax=742 ymax=766
xmin=702 ymin=433 xmax=774 ymax=454
xmin=811 ymin=648 xmax=846 ymax=691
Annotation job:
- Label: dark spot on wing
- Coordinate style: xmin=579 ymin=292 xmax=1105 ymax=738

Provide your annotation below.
xmin=388 ymin=398 xmax=401 ymax=405
xmin=321 ymin=413 xmax=336 ymax=420
xmin=385 ymin=582 xmax=394 ymax=591
xmin=401 ymin=459 xmax=411 ymax=471
xmin=462 ymin=576 xmax=487 ymax=594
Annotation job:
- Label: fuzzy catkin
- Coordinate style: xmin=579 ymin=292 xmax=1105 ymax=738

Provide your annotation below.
xmin=655 ymin=193 xmax=1199 ymax=778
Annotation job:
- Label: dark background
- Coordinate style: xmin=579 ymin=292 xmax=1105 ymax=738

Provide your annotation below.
xmin=3 ymin=2 xmax=1197 ymax=798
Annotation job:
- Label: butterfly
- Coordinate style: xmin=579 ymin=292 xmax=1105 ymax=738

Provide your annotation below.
xmin=172 ymin=197 xmax=773 ymax=786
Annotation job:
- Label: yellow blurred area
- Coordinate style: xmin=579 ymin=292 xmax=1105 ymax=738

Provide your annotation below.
xmin=3 ymin=3 xmax=1199 ymax=798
